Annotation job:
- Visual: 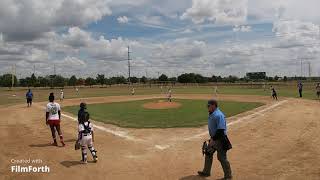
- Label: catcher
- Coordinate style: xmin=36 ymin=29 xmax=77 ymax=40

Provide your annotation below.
xmin=75 ymin=103 xmax=98 ymax=163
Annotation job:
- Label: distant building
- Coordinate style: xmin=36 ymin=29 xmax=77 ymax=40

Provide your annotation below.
xmin=246 ymin=72 xmax=266 ymax=80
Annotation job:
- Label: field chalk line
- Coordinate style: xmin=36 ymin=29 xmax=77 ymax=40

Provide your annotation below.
xmin=183 ymin=100 xmax=289 ymax=141
xmin=61 ymin=113 xmax=143 ymax=142
xmin=154 ymin=100 xmax=289 ymax=150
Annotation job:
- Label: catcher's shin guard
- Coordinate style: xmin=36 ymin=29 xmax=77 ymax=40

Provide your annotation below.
xmin=81 ymin=146 xmax=87 ymax=163
xmin=89 ymin=146 xmax=98 ymax=162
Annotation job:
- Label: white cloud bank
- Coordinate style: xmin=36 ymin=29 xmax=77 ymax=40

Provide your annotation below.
xmin=117 ymin=16 xmax=129 ymax=24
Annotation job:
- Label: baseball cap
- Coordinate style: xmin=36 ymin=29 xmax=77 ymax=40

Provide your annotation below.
xmin=207 ymin=99 xmax=218 ymax=107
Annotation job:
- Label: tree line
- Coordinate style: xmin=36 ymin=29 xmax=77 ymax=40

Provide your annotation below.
xmin=0 ymin=73 xmax=318 ymax=88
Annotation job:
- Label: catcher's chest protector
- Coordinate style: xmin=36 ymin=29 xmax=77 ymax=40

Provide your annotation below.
xmin=82 ymin=122 xmax=92 ymax=134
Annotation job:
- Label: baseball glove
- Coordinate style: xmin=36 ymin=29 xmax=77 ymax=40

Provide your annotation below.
xmin=74 ymin=140 xmax=80 ymax=150
xmin=202 ymin=140 xmax=215 ymax=156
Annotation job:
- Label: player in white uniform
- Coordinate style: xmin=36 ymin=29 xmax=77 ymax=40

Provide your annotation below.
xmin=60 ymin=89 xmax=64 ymax=101
xmin=213 ymin=86 xmax=218 ymax=97
xmin=78 ymin=108 xmax=98 ymax=163
xmin=76 ymin=87 xmax=79 ymax=96
xmin=167 ymin=88 xmax=172 ymax=102
xmin=131 ymin=87 xmax=135 ymax=95
xmin=46 ymin=93 xmax=65 ymax=146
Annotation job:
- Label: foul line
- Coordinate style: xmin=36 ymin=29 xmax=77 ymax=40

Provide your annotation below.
xmin=183 ymin=100 xmax=289 ymax=141
xmin=61 ymin=113 xmax=143 ymax=142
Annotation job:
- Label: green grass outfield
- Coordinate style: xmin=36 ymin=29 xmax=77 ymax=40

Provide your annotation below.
xmin=64 ymin=99 xmax=264 ymax=128
xmin=0 ymin=85 xmax=318 ymax=106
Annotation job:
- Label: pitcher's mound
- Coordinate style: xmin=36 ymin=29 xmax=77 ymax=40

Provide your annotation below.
xmin=143 ymin=100 xmax=181 ymax=109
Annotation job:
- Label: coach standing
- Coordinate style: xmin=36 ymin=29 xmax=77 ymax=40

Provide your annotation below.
xmin=26 ymin=89 xmax=33 ymax=107
xmin=297 ymin=82 xmax=303 ymax=98
xmin=198 ymin=99 xmax=232 ymax=179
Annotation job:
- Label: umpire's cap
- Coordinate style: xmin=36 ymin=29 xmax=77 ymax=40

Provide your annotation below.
xmin=80 ymin=102 xmax=87 ymax=109
xmin=207 ymin=99 xmax=218 ymax=107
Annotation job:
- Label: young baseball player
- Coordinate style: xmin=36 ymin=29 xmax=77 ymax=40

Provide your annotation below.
xmin=213 ymin=85 xmax=218 ymax=97
xmin=26 ymin=89 xmax=33 ymax=107
xmin=167 ymin=88 xmax=172 ymax=102
xmin=77 ymin=104 xmax=98 ymax=163
xmin=270 ymin=86 xmax=278 ymax=100
xmin=131 ymin=87 xmax=135 ymax=95
xmin=46 ymin=93 xmax=65 ymax=146
xmin=60 ymin=89 xmax=64 ymax=101
xmin=316 ymin=83 xmax=320 ymax=100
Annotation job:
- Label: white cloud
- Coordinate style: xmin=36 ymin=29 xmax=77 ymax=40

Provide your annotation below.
xmin=233 ymin=25 xmax=251 ymax=32
xmin=117 ymin=16 xmax=129 ymax=24
xmin=138 ymin=16 xmax=164 ymax=26
xmin=60 ymin=56 xmax=86 ymax=67
xmin=181 ymin=29 xmax=194 ymax=34
xmin=181 ymin=0 xmax=248 ymax=25
xmin=0 ymin=0 xmax=111 ymax=41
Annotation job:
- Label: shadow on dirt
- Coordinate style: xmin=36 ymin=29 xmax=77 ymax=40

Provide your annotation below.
xmin=60 ymin=160 xmax=96 ymax=168
xmin=64 ymin=138 xmax=77 ymax=143
xmin=179 ymin=175 xmax=206 ymax=180
xmin=29 ymin=139 xmax=76 ymax=148
xmin=29 ymin=143 xmax=53 ymax=147
xmin=60 ymin=160 xmax=82 ymax=168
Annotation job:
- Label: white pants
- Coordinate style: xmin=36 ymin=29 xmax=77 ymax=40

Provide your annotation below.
xmin=80 ymin=135 xmax=96 ymax=160
xmin=81 ymin=135 xmax=93 ymax=146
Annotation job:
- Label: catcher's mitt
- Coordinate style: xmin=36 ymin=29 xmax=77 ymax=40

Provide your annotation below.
xmin=202 ymin=140 xmax=215 ymax=156
xmin=74 ymin=140 xmax=80 ymax=150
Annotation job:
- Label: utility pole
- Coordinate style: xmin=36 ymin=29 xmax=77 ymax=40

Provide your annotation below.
xmin=308 ymin=62 xmax=311 ymax=77
xmin=127 ymin=46 xmax=131 ymax=84
xmin=11 ymin=64 xmax=16 ymax=88
xmin=54 ymin=64 xmax=56 ymax=76
xmin=300 ymin=59 xmax=303 ymax=77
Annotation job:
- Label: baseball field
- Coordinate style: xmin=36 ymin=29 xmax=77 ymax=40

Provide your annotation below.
xmin=1 ymin=85 xmax=320 ymax=180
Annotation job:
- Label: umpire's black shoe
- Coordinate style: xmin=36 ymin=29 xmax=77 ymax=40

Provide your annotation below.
xmin=197 ymin=171 xmax=210 ymax=177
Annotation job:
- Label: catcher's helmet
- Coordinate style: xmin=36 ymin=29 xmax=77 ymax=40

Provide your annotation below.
xmin=80 ymin=102 xmax=87 ymax=109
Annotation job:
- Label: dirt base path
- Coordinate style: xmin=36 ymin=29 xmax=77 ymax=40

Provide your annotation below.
xmin=1 ymin=94 xmax=320 ymax=180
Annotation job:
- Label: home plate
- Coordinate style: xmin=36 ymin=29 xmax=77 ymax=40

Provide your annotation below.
xmin=155 ymin=145 xmax=170 ymax=150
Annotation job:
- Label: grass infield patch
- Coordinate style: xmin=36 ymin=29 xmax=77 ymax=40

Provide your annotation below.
xmin=64 ymin=99 xmax=264 ymax=128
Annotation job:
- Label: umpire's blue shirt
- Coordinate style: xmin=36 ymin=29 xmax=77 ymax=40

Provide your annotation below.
xmin=26 ymin=92 xmax=33 ymax=98
xmin=208 ymin=108 xmax=227 ymax=138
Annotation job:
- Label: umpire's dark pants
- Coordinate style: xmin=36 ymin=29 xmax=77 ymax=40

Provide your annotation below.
xmin=202 ymin=140 xmax=232 ymax=178
xmin=299 ymin=89 xmax=303 ymax=97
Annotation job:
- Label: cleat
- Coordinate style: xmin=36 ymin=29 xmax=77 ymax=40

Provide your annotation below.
xmin=51 ymin=142 xmax=58 ymax=146
xmin=197 ymin=171 xmax=210 ymax=177
xmin=80 ymin=160 xmax=87 ymax=164
xmin=61 ymin=141 xmax=66 ymax=147
xmin=93 ymin=156 xmax=98 ymax=162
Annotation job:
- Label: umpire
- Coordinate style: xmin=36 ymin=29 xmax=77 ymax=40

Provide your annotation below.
xmin=198 ymin=99 xmax=232 ymax=179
